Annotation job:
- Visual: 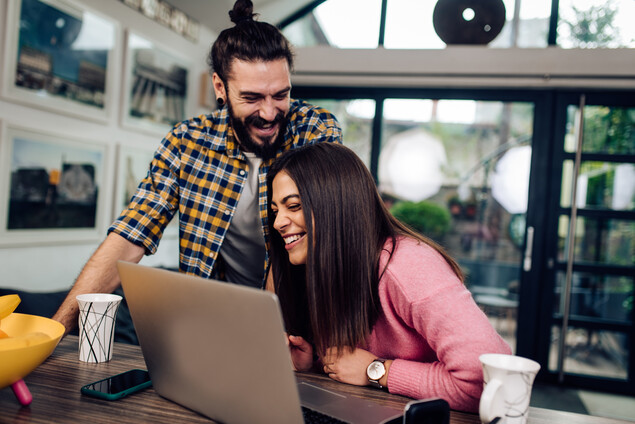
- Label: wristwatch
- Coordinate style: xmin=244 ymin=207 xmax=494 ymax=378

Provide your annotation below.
xmin=366 ymin=359 xmax=386 ymax=389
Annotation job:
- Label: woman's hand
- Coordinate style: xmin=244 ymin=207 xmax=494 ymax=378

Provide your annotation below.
xmin=287 ymin=335 xmax=314 ymax=371
xmin=322 ymin=347 xmax=381 ymax=386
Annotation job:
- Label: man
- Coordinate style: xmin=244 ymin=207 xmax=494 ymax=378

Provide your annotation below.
xmin=52 ymin=0 xmax=341 ymax=335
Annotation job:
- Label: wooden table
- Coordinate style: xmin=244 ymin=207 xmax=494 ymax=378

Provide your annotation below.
xmin=1 ymin=336 xmax=631 ymax=423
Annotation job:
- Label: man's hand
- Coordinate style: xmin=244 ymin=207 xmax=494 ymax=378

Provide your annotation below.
xmin=51 ymin=233 xmax=144 ymax=335
xmin=322 ymin=347 xmax=392 ymax=387
xmin=287 ymin=334 xmax=314 ymax=371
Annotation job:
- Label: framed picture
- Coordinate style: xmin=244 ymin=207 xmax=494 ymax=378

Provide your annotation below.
xmin=1 ymin=0 xmax=119 ymax=122
xmin=121 ymin=31 xmax=190 ymax=135
xmin=0 ymin=124 xmax=110 ymax=245
xmin=113 ymin=143 xmax=178 ymax=239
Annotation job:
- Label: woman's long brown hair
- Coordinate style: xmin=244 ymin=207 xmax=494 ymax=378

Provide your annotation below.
xmin=267 ymin=143 xmax=463 ymax=357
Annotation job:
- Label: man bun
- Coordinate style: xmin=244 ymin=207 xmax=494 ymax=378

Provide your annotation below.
xmin=208 ymin=0 xmax=294 ymax=82
xmin=229 ymin=0 xmax=256 ymax=24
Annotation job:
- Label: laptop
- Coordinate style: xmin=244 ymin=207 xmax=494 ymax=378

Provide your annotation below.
xmin=117 ymin=261 xmax=403 ymax=424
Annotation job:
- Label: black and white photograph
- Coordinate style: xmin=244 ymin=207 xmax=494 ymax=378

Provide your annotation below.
xmin=122 ymin=32 xmax=189 ymax=134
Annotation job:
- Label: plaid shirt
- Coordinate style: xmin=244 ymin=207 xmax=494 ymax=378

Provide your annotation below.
xmin=109 ymin=99 xmax=341 ymax=282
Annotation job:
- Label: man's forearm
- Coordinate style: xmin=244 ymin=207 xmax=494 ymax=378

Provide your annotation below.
xmin=52 ymin=233 xmax=145 ymax=334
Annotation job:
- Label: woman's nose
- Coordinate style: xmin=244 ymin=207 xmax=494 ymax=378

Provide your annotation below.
xmin=273 ymin=212 xmax=289 ymax=231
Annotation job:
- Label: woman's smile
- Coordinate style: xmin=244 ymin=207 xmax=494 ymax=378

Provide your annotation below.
xmin=283 ymin=232 xmax=306 ymax=250
xmin=271 ymin=171 xmax=308 ymax=265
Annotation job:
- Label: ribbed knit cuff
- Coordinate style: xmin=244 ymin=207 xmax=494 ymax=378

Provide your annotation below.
xmin=385 ymin=359 xmax=423 ymax=398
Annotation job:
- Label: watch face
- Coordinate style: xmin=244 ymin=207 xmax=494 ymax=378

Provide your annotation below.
xmin=367 ymin=360 xmax=385 ymax=380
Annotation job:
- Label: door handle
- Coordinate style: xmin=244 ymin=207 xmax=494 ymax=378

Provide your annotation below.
xmin=523 ymin=226 xmax=534 ymax=272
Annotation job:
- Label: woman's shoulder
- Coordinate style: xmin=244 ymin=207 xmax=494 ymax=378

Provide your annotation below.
xmin=380 ymin=236 xmax=444 ymax=267
xmin=379 ymin=236 xmax=461 ymax=297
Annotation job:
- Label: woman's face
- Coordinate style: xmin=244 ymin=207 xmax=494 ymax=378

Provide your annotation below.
xmin=271 ymin=171 xmax=308 ymax=265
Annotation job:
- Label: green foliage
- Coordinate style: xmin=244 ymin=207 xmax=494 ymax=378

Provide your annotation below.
xmin=390 ymin=200 xmax=451 ymax=240
xmin=562 ymin=1 xmax=620 ymax=48
xmin=584 ymin=163 xmax=613 ymax=207
xmin=583 ymin=106 xmax=634 ymax=154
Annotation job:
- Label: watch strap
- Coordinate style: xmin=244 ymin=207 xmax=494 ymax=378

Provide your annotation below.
xmin=368 ymin=379 xmax=384 ymax=389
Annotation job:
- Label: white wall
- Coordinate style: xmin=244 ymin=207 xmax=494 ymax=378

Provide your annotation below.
xmin=0 ymin=0 xmax=216 ymax=291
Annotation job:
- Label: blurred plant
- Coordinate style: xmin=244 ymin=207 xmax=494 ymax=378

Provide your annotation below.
xmin=582 ymin=106 xmax=634 ymax=154
xmin=390 ymin=200 xmax=451 ymax=241
xmin=561 ymin=1 xmax=621 ymax=48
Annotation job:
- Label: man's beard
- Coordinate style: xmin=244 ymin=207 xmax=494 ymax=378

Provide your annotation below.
xmin=228 ymin=101 xmax=288 ymax=160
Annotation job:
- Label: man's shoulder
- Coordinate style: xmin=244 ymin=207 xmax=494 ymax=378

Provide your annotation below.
xmin=173 ymin=111 xmax=225 ymax=133
xmin=279 ymin=99 xmax=342 ymax=149
xmin=166 ymin=111 xmax=228 ymax=146
xmin=288 ymin=99 xmax=339 ymax=128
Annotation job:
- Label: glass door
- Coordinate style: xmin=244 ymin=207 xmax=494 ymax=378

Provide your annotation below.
xmin=297 ymin=88 xmax=549 ymax=356
xmin=376 ymin=97 xmax=539 ymax=353
xmin=540 ymin=92 xmax=634 ymax=393
xmin=295 ymin=87 xmax=634 ymax=395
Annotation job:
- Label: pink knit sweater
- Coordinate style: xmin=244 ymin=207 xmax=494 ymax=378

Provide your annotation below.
xmin=364 ymin=236 xmax=511 ymax=412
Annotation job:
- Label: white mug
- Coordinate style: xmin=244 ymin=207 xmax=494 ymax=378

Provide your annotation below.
xmin=479 ymin=353 xmax=541 ymax=424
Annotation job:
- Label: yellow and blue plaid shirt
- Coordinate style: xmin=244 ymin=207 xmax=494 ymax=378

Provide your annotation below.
xmin=109 ymin=99 xmax=341 ymax=282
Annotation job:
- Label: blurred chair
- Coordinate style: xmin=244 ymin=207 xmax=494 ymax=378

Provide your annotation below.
xmin=475 ymin=293 xmax=519 ymax=337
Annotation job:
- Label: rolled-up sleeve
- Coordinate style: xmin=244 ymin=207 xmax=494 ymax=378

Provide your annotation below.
xmin=109 ymin=126 xmax=181 ymax=254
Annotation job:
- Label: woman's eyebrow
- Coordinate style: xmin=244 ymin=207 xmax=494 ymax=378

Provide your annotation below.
xmin=281 ymin=194 xmax=301 ymax=204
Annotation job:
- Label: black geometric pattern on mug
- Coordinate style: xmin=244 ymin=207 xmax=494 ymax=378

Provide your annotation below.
xmin=503 ymin=371 xmax=534 ymax=420
xmin=78 ymin=301 xmax=120 ymax=362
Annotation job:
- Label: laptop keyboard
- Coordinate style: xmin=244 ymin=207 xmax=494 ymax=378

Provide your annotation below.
xmin=302 ymin=406 xmax=349 ymax=424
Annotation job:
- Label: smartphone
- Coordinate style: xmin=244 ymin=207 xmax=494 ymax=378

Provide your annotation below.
xmin=403 ymin=398 xmax=449 ymax=424
xmin=81 ymin=369 xmax=152 ymax=400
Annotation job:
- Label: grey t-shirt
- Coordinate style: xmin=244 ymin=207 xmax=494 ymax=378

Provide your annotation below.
xmin=219 ymin=153 xmax=266 ymax=288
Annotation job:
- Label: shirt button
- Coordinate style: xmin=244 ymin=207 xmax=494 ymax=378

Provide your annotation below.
xmin=224 ymin=210 xmax=230 ymax=215
xmin=239 ymin=170 xmax=246 ymax=176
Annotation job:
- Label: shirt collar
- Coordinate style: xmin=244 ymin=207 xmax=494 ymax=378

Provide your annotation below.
xmin=206 ymin=106 xmax=242 ymax=160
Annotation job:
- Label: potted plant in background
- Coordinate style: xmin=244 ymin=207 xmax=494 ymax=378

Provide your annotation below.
xmin=390 ymin=200 xmax=451 ymax=242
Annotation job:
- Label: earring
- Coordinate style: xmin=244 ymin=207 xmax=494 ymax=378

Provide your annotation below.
xmin=216 ymin=97 xmax=225 ymax=106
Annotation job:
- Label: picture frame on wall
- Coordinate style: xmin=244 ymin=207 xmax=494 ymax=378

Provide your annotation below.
xmin=0 ymin=124 xmax=110 ymax=245
xmin=121 ymin=31 xmax=190 ymax=135
xmin=1 ymin=0 xmax=119 ymax=123
xmin=113 ymin=143 xmax=178 ymax=238
xmin=199 ymin=72 xmax=216 ymax=110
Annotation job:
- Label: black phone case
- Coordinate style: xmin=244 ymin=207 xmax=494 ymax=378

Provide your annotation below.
xmin=403 ymin=398 xmax=450 ymax=424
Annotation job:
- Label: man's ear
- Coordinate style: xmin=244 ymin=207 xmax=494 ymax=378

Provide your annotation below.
xmin=212 ymin=72 xmax=226 ymax=102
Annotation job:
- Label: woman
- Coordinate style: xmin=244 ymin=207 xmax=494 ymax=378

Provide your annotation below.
xmin=267 ymin=143 xmax=511 ymax=412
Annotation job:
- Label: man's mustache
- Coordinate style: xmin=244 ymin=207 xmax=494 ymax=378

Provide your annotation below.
xmin=245 ymin=112 xmax=286 ymax=129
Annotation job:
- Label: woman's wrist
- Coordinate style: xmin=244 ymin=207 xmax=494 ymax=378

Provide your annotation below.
xmin=378 ymin=359 xmax=393 ymax=388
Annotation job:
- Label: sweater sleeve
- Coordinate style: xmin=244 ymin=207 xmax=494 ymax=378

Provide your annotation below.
xmin=379 ymin=241 xmax=512 ymax=412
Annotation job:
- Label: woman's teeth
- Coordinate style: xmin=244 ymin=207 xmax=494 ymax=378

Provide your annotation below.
xmin=284 ymin=234 xmax=304 ymax=244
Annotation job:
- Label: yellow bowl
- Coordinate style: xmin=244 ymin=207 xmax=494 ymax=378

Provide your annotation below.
xmin=0 ymin=313 xmax=65 ymax=389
